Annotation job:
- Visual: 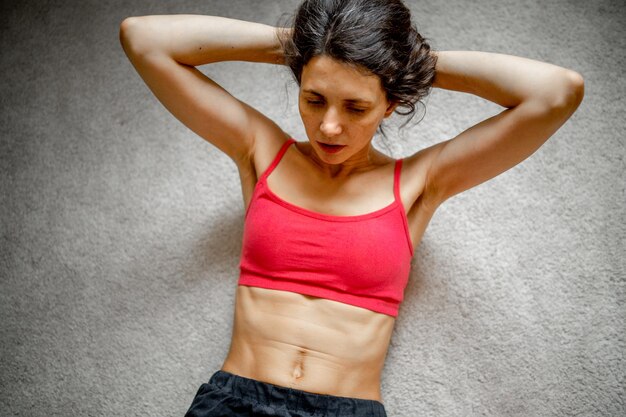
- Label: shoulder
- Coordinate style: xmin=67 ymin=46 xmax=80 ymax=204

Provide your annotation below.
xmin=236 ymin=126 xmax=293 ymax=207
xmin=245 ymin=126 xmax=293 ymax=181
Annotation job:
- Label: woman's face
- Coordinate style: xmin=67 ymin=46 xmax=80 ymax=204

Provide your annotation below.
xmin=298 ymin=55 xmax=396 ymax=165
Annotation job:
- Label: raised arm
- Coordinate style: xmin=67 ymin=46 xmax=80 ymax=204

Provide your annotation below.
xmin=118 ymin=15 xmax=290 ymax=162
xmin=415 ymin=51 xmax=584 ymax=206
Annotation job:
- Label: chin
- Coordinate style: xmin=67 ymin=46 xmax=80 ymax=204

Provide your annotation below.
xmin=314 ymin=151 xmax=340 ymax=164
xmin=313 ymin=146 xmax=349 ymax=164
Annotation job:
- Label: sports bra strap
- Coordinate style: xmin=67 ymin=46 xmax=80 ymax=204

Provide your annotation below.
xmin=260 ymin=138 xmax=296 ymax=181
xmin=393 ymin=158 xmax=403 ymax=203
xmin=261 ymin=141 xmax=403 ymax=205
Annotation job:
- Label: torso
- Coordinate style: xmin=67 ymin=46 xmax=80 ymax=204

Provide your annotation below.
xmin=221 ymin=286 xmax=395 ymax=401
xmin=221 ymin=136 xmax=439 ymax=402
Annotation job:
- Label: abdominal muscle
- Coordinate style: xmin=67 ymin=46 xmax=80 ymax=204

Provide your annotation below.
xmin=220 ymin=285 xmax=396 ymax=403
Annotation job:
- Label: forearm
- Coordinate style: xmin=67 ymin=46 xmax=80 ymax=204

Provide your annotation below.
xmin=431 ymin=51 xmax=584 ymax=108
xmin=120 ymin=14 xmax=287 ymax=66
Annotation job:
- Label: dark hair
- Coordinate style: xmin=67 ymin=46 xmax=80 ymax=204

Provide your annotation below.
xmin=279 ymin=0 xmax=437 ymax=126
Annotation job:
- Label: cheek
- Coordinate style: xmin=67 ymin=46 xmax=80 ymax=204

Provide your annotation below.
xmin=299 ymin=109 xmax=318 ymax=131
xmin=299 ymin=105 xmax=332 ymax=133
xmin=357 ymin=113 xmax=385 ymax=133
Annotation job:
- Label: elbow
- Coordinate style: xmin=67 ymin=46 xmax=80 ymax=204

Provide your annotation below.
xmin=550 ymin=70 xmax=585 ymax=111
xmin=568 ymin=70 xmax=585 ymax=107
xmin=119 ymin=17 xmax=138 ymax=44
xmin=119 ymin=17 xmax=139 ymax=53
xmin=119 ymin=16 xmax=154 ymax=57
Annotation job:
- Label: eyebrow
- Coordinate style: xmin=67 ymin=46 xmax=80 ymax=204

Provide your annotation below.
xmin=302 ymin=89 xmax=373 ymax=105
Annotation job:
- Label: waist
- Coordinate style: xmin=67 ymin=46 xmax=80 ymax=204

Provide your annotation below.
xmin=221 ymin=285 xmax=396 ymax=402
xmin=208 ymin=369 xmax=387 ymax=415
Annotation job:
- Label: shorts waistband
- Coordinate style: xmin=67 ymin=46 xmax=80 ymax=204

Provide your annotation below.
xmin=208 ymin=370 xmax=387 ymax=416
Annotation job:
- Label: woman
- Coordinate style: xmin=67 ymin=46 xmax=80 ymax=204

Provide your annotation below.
xmin=119 ymin=0 xmax=584 ymax=415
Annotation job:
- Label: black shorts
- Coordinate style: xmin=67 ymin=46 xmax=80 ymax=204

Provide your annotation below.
xmin=184 ymin=370 xmax=388 ymax=416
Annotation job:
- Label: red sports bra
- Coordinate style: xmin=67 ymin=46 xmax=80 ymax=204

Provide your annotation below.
xmin=238 ymin=139 xmax=414 ymax=317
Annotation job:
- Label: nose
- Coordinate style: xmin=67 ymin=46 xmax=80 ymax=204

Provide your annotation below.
xmin=320 ymin=108 xmax=342 ymax=137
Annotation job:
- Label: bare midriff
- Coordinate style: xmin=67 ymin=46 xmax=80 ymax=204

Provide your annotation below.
xmin=220 ymin=285 xmax=396 ymax=403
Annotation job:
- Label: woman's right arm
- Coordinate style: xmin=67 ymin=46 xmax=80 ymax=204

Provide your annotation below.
xmin=118 ymin=15 xmax=290 ymax=163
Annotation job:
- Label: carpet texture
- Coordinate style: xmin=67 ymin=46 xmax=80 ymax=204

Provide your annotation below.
xmin=1 ymin=0 xmax=624 ymax=416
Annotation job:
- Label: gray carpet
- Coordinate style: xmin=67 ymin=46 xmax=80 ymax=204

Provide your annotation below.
xmin=1 ymin=0 xmax=624 ymax=416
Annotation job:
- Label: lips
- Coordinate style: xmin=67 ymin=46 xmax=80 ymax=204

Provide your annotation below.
xmin=317 ymin=141 xmax=346 ymax=154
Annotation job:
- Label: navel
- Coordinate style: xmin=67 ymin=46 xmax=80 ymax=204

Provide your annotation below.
xmin=292 ymin=362 xmax=304 ymax=379
xmin=291 ymin=349 xmax=307 ymax=379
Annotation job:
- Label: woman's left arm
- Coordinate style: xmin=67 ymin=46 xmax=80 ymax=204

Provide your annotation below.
xmin=421 ymin=51 xmax=584 ymax=205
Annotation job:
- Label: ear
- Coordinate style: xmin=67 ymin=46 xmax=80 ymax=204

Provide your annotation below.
xmin=384 ymin=101 xmax=399 ymax=118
